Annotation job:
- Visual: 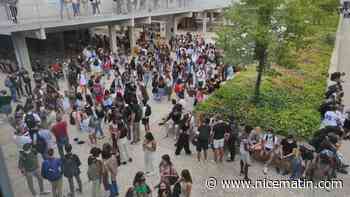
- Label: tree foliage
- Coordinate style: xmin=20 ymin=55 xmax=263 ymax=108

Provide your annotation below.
xmin=201 ymin=0 xmax=340 ymax=138
xmin=216 ymin=0 xmax=339 ymax=99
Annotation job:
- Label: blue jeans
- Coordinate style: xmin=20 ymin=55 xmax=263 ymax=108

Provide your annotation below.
xmin=72 ymin=3 xmax=80 ymax=15
xmin=109 ymin=181 xmax=118 ymax=197
xmin=290 ymin=158 xmax=302 ymax=180
xmin=10 ymin=88 xmax=17 ymax=101
xmin=144 ymin=73 xmax=151 ymax=87
xmin=95 ymin=119 xmax=104 ymax=137
xmin=57 ymin=137 xmax=69 ymax=159
xmin=92 ymin=3 xmax=100 ymax=15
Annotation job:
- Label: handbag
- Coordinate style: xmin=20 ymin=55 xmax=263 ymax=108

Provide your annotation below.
xmin=168 ymin=167 xmax=179 ymax=185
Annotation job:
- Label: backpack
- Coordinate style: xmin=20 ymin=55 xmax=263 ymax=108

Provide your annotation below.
xmin=25 ymin=113 xmax=37 ymax=129
xmin=42 ymin=159 xmax=62 ymax=182
xmin=172 ymin=182 xmax=181 ymax=197
xmin=35 ymin=134 xmax=47 ymax=154
xmin=63 ymin=154 xmax=80 ymax=178
xmin=89 ymin=116 xmax=99 ymax=128
xmin=87 ymin=159 xmax=102 ymax=181
xmin=145 ymin=104 xmax=152 ymax=117
xmin=70 ymin=112 xmax=76 ymax=125
xmin=134 ymin=104 xmax=143 ymax=121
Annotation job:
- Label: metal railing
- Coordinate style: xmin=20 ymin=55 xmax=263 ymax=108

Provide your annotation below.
xmin=0 ymin=0 xmax=230 ymax=29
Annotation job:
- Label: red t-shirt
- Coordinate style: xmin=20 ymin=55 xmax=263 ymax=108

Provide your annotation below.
xmin=51 ymin=121 xmax=68 ymax=139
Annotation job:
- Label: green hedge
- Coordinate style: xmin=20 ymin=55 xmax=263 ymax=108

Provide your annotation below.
xmin=196 ymin=19 xmax=338 ymax=139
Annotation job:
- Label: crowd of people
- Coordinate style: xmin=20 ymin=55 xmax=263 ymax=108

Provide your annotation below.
xmin=3 ymin=30 xmax=235 ymax=197
xmin=1 ymin=27 xmax=349 ymax=197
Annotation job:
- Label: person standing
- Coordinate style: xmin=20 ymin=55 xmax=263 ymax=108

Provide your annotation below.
xmin=94 ymin=104 xmax=105 ymax=138
xmin=125 ymin=171 xmax=152 ymax=197
xmin=22 ymin=69 xmax=33 ymax=96
xmin=239 ymin=126 xmax=251 ymax=181
xmin=18 ymin=143 xmax=50 ymax=197
xmin=78 ymin=70 xmax=87 ymax=95
xmin=7 ymin=0 xmax=18 ymax=23
xmin=59 ymin=0 xmax=71 ymax=20
xmin=14 ymin=72 xmax=24 ymax=99
xmin=142 ymin=100 xmax=151 ymax=133
xmin=159 ymin=154 xmax=178 ymax=186
xmin=91 ymin=0 xmax=101 ymax=16
xmin=211 ymin=118 xmax=228 ymax=163
xmin=72 ymin=0 xmax=80 ymax=17
xmin=178 ymin=169 xmax=192 ymax=197
xmin=5 ymin=75 xmax=18 ymax=102
xmin=87 ymin=147 xmax=103 ymax=197
xmin=131 ymin=99 xmax=143 ymax=144
xmin=143 ymin=132 xmax=157 ymax=175
xmin=117 ymin=121 xmax=133 ymax=165
xmin=101 ymin=143 xmax=119 ymax=197
xmin=62 ymin=144 xmax=82 ymax=197
xmin=195 ymin=117 xmax=210 ymax=162
xmin=175 ymin=113 xmax=192 ymax=155
xmin=226 ymin=118 xmax=239 ymax=162
xmin=51 ymin=115 xmax=69 ymax=159
xmin=41 ymin=149 xmax=64 ymax=197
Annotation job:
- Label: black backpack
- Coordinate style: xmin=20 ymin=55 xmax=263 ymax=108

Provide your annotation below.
xmin=63 ymin=154 xmax=80 ymax=178
xmin=25 ymin=113 xmax=37 ymax=129
xmin=35 ymin=134 xmax=47 ymax=154
xmin=145 ymin=104 xmax=152 ymax=117
xmin=70 ymin=112 xmax=76 ymax=125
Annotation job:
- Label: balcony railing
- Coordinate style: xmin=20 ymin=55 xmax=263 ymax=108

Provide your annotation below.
xmin=0 ymin=0 xmax=230 ymax=30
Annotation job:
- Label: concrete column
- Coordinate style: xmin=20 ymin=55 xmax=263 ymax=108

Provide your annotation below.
xmin=166 ymin=16 xmax=175 ymax=40
xmin=128 ymin=26 xmax=136 ymax=52
xmin=108 ymin=25 xmax=118 ymax=54
xmin=202 ymin=17 xmax=208 ymax=33
xmin=160 ymin=23 xmax=166 ymax=38
xmin=0 ymin=147 xmax=15 ymax=197
xmin=174 ymin=17 xmax=179 ymax=35
xmin=11 ymin=32 xmax=32 ymax=72
xmin=209 ymin=12 xmax=214 ymax=23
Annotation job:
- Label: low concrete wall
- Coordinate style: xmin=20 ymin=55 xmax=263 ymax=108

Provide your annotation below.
xmin=327 ymin=15 xmax=343 ymax=87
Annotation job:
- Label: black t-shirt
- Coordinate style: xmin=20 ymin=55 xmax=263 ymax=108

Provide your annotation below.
xmin=300 ymin=149 xmax=314 ymax=161
xmin=95 ymin=109 xmax=105 ymax=119
xmin=198 ymin=125 xmax=211 ymax=140
xmin=212 ymin=122 xmax=228 ymax=140
xmin=281 ymin=139 xmax=297 ymax=156
xmin=119 ymin=127 xmax=128 ymax=138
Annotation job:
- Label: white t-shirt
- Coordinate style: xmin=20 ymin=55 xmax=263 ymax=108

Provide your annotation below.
xmin=323 ymin=111 xmax=339 ymax=126
xmin=263 ymin=133 xmax=278 ymax=150
xmin=13 ymin=134 xmax=32 ymax=151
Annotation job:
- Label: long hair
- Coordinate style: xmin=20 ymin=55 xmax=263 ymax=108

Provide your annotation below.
xmin=161 ymin=154 xmax=172 ymax=166
xmin=181 ymin=169 xmax=192 ymax=183
xmin=133 ymin=171 xmax=145 ymax=186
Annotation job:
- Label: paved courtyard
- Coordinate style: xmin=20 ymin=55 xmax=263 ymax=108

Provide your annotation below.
xmin=1 ymin=17 xmax=350 ymax=197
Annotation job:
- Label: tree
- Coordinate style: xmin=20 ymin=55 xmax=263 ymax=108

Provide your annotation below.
xmin=216 ymin=0 xmax=338 ymax=102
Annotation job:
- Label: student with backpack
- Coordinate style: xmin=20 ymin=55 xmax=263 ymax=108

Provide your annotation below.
xmin=87 ymin=147 xmax=103 ymax=197
xmin=18 ymin=143 xmax=50 ymax=197
xmin=62 ymin=144 xmax=82 ymax=197
xmin=41 ymin=148 xmax=63 ymax=197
